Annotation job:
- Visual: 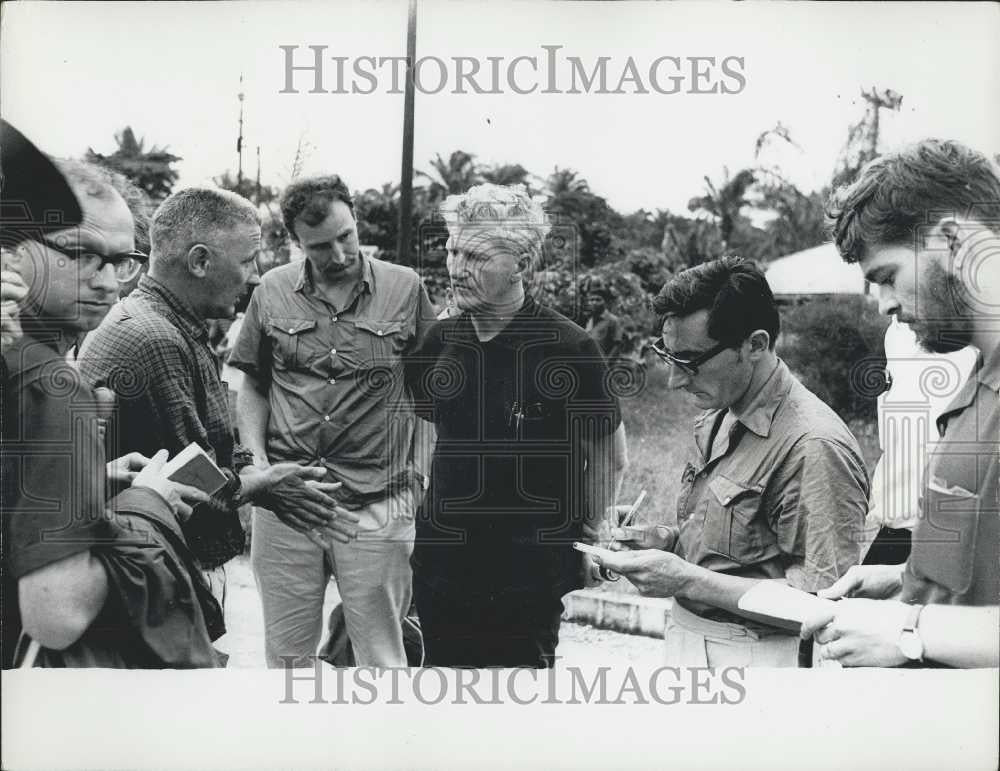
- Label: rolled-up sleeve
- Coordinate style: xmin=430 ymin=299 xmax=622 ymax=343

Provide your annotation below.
xmin=227 ymin=288 xmax=268 ymax=381
xmin=771 ymin=437 xmax=869 ymax=592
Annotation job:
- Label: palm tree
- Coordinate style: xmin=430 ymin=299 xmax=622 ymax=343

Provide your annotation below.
xmin=687 ymin=167 xmax=756 ymax=248
xmin=417 ymin=151 xmax=481 ymax=202
xmin=480 ymin=163 xmax=532 ymax=191
xmin=86 ymin=127 xmax=181 ymax=202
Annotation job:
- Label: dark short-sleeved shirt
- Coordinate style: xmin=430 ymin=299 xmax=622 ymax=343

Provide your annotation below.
xmin=78 ymin=275 xmax=247 ymax=567
xmin=585 ymin=311 xmax=624 ymax=358
xmin=2 ymin=331 xmax=111 ymax=667
xmin=407 ymin=296 xmax=622 ymax=600
xmin=902 ymin=343 xmax=999 ymax=607
xmin=674 ymin=359 xmax=869 ymax=620
xmin=228 ymin=256 xmax=435 ymax=505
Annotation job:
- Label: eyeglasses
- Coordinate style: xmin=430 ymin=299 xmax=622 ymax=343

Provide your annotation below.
xmin=30 ymin=235 xmax=148 ymax=283
xmin=647 ymin=337 xmax=730 ymax=376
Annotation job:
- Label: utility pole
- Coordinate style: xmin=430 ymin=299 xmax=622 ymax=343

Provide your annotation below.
xmin=255 ymin=145 xmax=262 ymax=205
xmin=237 ymin=74 xmax=246 ymax=188
xmin=396 ymin=0 xmax=417 ymax=265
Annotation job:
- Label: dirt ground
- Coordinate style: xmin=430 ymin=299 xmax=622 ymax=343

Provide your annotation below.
xmin=215 ymin=555 xmax=663 ymax=669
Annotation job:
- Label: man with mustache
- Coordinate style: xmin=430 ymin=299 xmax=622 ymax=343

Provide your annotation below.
xmin=801 ymin=139 xmax=999 ymax=668
xmin=230 ymin=175 xmax=435 ymax=667
xmin=600 ymin=257 xmax=869 ymax=667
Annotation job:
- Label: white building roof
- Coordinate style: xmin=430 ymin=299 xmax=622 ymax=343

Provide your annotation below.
xmin=765 ymin=242 xmax=867 ymax=295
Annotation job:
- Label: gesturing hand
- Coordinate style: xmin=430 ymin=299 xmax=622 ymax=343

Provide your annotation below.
xmin=245 ymin=463 xmax=360 ymax=542
xmin=131 ymin=449 xmax=211 ymax=521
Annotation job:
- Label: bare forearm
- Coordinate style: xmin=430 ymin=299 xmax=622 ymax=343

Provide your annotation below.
xmin=236 ymin=374 xmax=271 ymax=466
xmin=582 ymin=424 xmax=628 ymax=541
xmin=19 ymin=551 xmax=109 ymax=649
xmin=920 ymin=605 xmax=1000 ymax=668
xmin=412 ymin=418 xmax=436 ymax=479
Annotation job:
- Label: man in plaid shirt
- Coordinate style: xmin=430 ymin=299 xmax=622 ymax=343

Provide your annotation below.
xmin=80 ymin=188 xmax=359 ymax=610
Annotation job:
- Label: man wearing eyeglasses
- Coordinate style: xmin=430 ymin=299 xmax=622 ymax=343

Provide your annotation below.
xmin=2 ymin=155 xmax=223 ymax=667
xmin=600 ymin=257 xmax=869 ymax=668
xmin=79 ymin=187 xmax=354 ymax=619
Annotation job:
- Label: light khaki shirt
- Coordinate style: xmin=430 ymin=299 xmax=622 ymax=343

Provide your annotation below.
xmin=674 ymin=359 xmax=870 ymax=618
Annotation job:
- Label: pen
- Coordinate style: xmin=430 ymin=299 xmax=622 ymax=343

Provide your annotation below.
xmin=599 ymin=488 xmax=647 ymax=581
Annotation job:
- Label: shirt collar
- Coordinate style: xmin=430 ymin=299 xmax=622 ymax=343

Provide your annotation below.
xmin=294 ymin=254 xmax=375 ymax=296
xmin=135 ymin=275 xmax=209 ymax=343
xmin=977 ymin=341 xmax=1000 ymax=392
xmin=731 ymin=358 xmax=793 ymax=438
xmin=474 ymin=295 xmax=543 ymax=348
xmin=936 ymin=341 xmax=1000 ymax=434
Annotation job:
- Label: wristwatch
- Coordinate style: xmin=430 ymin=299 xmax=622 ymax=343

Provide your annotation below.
xmin=897 ymin=604 xmax=925 ymax=662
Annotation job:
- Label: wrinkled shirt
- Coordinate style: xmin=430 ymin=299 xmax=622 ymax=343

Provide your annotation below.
xmin=674 ymin=359 xmax=870 ymax=618
xmin=902 ymin=343 xmax=999 ymax=607
xmin=228 ymin=256 xmax=435 ymax=505
xmin=78 ymin=276 xmax=249 ymax=567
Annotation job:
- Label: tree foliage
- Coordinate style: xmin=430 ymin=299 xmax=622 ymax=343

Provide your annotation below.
xmin=86 ymin=127 xmax=181 ymax=202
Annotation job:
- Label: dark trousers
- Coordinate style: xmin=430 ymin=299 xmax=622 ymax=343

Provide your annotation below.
xmin=413 ymin=576 xmax=564 ymax=668
xmin=863 ymin=526 xmax=913 ymax=566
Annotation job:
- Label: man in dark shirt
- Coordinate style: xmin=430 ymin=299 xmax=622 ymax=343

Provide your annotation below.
xmin=409 ymin=184 xmax=628 ymax=668
xmin=802 ymin=139 xmax=999 ymax=668
xmin=1 ymin=158 xmax=220 ymax=668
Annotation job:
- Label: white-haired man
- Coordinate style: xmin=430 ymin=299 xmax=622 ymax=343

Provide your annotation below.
xmin=407 ymin=184 xmax=629 ymax=667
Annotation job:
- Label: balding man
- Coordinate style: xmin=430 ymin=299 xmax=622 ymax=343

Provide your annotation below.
xmin=2 ymin=159 xmax=222 ymax=667
xmin=79 ymin=188 xmax=357 ymax=615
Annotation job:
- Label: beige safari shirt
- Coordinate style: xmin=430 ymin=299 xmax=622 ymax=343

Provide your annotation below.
xmin=674 ymin=359 xmax=870 ymax=618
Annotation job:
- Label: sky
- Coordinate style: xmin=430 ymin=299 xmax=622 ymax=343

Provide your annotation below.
xmin=2 ymin=1 xmax=998 ymax=215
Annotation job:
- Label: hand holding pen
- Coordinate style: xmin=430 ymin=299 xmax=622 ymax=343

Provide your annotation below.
xmin=597 ymin=489 xmax=647 ymax=582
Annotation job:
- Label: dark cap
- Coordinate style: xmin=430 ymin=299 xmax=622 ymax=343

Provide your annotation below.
xmin=1 ymin=120 xmax=82 ymax=243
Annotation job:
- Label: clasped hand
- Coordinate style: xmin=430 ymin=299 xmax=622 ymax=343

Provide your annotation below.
xmin=799 ymin=564 xmax=909 ymax=667
xmin=243 ymin=463 xmax=360 ymax=542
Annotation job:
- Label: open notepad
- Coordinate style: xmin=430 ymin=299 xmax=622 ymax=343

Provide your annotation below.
xmin=161 ymin=442 xmax=228 ymax=496
xmin=737 ymin=581 xmax=838 ymax=626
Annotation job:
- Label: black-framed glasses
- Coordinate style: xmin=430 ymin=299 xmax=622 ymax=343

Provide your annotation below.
xmin=647 ymin=337 xmax=730 ymax=376
xmin=30 ymin=234 xmax=148 ymax=283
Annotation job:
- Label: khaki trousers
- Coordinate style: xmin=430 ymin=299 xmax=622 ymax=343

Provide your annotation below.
xmin=665 ymin=601 xmax=801 ymax=668
xmin=251 ymin=490 xmax=415 ymax=668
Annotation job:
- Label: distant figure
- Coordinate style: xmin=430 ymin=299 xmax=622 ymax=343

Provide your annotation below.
xmin=583 ymin=279 xmax=623 ymax=361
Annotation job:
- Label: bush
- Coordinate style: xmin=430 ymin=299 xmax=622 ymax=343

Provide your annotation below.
xmin=777 ymin=294 xmax=890 ymax=424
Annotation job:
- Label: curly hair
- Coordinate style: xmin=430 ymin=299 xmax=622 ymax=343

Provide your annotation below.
xmin=652 ymin=256 xmax=779 ymax=349
xmin=826 ymin=139 xmax=1000 ymax=264
xmin=280 ymin=175 xmax=354 ymax=241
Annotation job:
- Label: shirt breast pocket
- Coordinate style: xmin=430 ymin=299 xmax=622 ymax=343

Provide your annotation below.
xmin=268 ymin=317 xmax=319 ymax=371
xmin=703 ymin=475 xmax=770 ymax=564
xmin=338 ymin=318 xmax=407 ymax=370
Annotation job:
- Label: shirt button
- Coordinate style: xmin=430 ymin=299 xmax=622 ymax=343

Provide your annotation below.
xmin=331 ymin=316 xmax=338 ymax=322
xmin=328 ymin=378 xmax=336 ymax=385
xmin=330 ymin=348 xmax=337 ymax=355
xmin=377 ymin=330 xmax=384 ymax=336
xmin=287 ymin=327 xmax=295 ymax=333
xmin=324 ymin=415 xmax=331 ymax=422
